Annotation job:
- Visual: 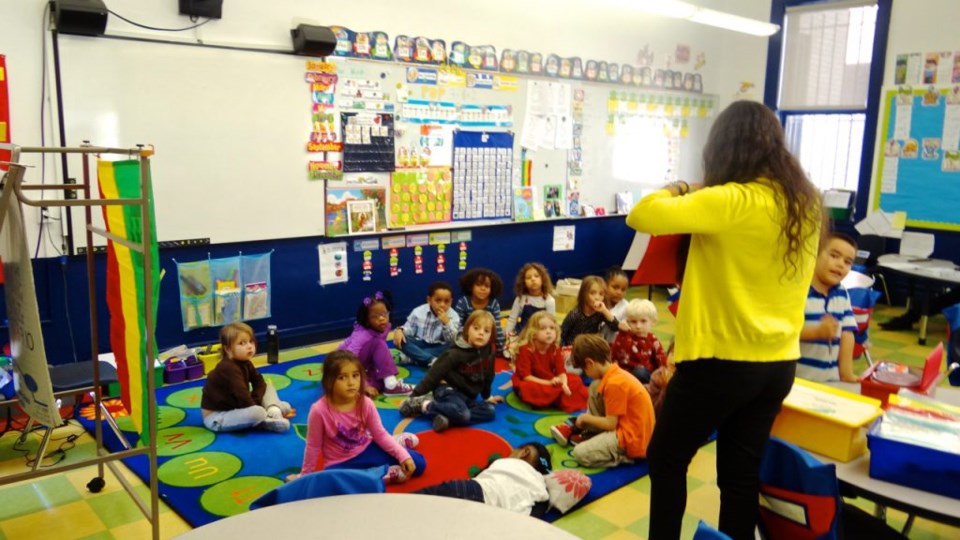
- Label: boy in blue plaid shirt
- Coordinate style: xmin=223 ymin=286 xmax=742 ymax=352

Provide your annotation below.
xmin=393 ymin=281 xmax=460 ymax=366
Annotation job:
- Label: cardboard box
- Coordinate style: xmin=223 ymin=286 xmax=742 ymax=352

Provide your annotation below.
xmin=770 ymin=379 xmax=882 ymax=462
xmin=554 ymin=278 xmax=581 ymax=315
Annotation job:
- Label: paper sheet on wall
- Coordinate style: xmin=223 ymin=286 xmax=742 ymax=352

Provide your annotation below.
xmin=880 ymin=156 xmax=899 ymax=193
xmin=943 ymin=103 xmax=960 ymax=151
xmin=318 ymin=242 xmax=349 ymax=285
xmin=894 ymin=102 xmax=913 ymax=140
xmin=552 ymin=225 xmax=575 ymax=251
xmin=823 ymin=189 xmax=852 ymax=209
xmin=521 ymin=81 xmax=572 ymax=151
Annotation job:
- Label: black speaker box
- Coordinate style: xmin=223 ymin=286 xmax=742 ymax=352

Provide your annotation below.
xmin=55 ymin=0 xmax=108 ymax=37
xmin=179 ymin=0 xmax=223 ymax=20
xmin=291 ymin=25 xmax=337 ymax=57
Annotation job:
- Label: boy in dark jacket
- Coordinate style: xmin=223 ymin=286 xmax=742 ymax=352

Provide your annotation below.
xmin=399 ymin=310 xmax=503 ymax=432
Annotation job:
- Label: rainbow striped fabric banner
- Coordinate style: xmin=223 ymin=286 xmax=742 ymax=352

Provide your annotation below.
xmin=98 ymin=159 xmax=160 ymax=445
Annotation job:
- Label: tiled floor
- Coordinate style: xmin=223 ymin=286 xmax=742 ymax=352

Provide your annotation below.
xmin=0 ymin=291 xmax=957 ymax=539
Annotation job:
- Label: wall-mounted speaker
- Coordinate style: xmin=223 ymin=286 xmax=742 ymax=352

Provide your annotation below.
xmin=179 ymin=0 xmax=223 ymax=20
xmin=54 ymin=0 xmax=108 ymax=37
xmin=291 ymin=25 xmax=337 ymax=57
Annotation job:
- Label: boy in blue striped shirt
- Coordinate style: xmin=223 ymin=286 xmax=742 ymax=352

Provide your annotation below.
xmin=797 ymin=233 xmax=859 ymax=382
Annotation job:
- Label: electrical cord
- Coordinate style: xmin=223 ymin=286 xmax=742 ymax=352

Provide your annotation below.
xmin=107 ymin=9 xmax=213 ymax=32
xmin=10 ymin=419 xmax=83 ymax=468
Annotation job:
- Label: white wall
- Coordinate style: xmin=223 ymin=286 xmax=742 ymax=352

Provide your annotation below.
xmin=0 ymin=0 xmax=772 ymax=256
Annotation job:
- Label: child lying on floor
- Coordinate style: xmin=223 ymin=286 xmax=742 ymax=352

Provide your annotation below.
xmin=414 ymin=442 xmax=552 ymax=516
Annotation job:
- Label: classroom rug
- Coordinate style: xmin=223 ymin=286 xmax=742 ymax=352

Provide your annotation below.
xmin=77 ymin=354 xmax=650 ymax=527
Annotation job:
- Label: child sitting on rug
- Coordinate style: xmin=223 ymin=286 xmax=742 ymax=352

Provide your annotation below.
xmin=504 ymin=262 xmax=556 ymax=358
xmin=415 ymin=442 xmax=551 ymax=516
xmin=398 ymin=311 xmax=503 ymax=432
xmin=338 ymin=291 xmax=414 ymax=397
xmin=393 ymin=281 xmax=460 ymax=367
xmin=201 ymin=322 xmax=292 ymax=433
xmin=288 ymin=350 xmax=426 ymax=484
xmin=600 ymin=266 xmax=631 ymax=342
xmin=610 ymin=299 xmax=668 ymax=383
xmin=454 ymin=267 xmax=507 ymax=355
xmin=560 ymin=276 xmax=620 ymax=346
xmin=551 ymin=335 xmax=655 ymax=468
xmin=511 ymin=311 xmax=588 ymax=412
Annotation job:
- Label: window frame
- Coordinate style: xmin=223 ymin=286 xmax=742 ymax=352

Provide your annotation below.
xmin=764 ymin=0 xmax=892 ymax=220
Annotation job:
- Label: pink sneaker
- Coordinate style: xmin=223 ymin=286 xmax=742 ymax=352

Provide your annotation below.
xmin=383 ymin=464 xmax=409 ymax=484
xmin=383 ymin=380 xmax=414 ymax=396
xmin=394 ymin=432 xmax=420 ymax=449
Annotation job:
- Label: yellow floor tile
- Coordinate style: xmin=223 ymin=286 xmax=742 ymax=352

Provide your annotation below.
xmin=1 ymin=500 xmax=106 ymax=540
xmin=687 ymin=443 xmax=718 ymax=482
xmin=599 ymin=529 xmax=645 ymax=540
xmin=585 ymin=484 xmax=652 ymax=527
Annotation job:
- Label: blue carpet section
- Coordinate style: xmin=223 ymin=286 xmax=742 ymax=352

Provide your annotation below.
xmin=78 ymin=354 xmax=649 ymax=526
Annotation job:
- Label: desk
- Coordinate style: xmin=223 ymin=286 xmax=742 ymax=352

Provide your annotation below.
xmin=877 ymin=254 xmax=960 ymax=345
xmin=822 ymin=382 xmax=960 ymax=529
xmin=175 ymin=493 xmax=579 ymax=539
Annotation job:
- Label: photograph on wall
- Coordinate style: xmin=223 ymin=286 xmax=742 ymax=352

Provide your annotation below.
xmin=348 ymin=199 xmax=378 ymax=234
xmin=543 ymin=184 xmax=563 ymax=218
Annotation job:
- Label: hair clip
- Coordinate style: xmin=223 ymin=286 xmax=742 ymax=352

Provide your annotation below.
xmin=374 ymin=291 xmax=384 ymax=300
xmin=538 ymin=455 xmax=551 ymax=472
xmin=363 ymin=297 xmax=373 ymax=306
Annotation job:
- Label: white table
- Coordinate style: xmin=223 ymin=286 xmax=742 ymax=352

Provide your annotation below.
xmin=877 ymin=253 xmax=960 ymax=345
xmin=822 ymin=382 xmax=960 ymax=529
xmin=175 ymin=493 xmax=579 ymax=539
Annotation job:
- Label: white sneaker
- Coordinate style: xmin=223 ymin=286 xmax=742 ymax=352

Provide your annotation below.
xmin=261 ymin=417 xmax=290 ymax=432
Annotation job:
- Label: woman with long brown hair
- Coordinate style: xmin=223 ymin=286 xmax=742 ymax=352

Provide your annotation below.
xmin=627 ymin=100 xmax=822 ymax=540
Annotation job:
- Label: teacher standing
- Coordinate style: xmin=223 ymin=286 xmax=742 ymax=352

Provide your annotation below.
xmin=627 ymin=100 xmax=823 ymax=540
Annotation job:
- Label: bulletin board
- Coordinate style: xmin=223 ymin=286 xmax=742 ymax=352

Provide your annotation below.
xmin=873 ymin=87 xmax=960 ymax=231
xmin=56 ymin=34 xmax=714 ymax=246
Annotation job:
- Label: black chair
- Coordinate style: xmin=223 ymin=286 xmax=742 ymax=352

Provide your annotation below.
xmin=855 ymin=234 xmax=892 ymax=305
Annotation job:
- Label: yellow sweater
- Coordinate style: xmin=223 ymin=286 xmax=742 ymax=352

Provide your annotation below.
xmin=626 ymin=179 xmax=818 ymax=363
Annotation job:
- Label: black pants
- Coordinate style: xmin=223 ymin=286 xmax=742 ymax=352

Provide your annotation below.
xmin=647 ymin=358 xmax=796 ymax=540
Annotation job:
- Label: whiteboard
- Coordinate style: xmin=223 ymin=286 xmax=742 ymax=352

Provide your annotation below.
xmin=59 ymin=36 xmax=323 ymax=245
xmin=57 ymin=35 xmax=712 ymax=246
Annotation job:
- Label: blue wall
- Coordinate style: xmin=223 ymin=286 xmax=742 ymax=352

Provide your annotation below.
xmin=5 ymin=215 xmax=634 ymax=364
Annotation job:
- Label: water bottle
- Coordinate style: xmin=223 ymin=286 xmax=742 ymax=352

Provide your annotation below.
xmin=266 ymin=325 xmax=279 ymax=364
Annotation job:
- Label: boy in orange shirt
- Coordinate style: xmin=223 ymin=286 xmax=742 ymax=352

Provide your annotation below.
xmin=552 ymin=334 xmax=655 ymax=467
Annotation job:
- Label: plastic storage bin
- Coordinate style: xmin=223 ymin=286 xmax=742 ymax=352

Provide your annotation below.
xmin=163 ymin=356 xmax=204 ymax=384
xmin=859 ymin=343 xmax=944 ymax=407
xmin=770 ymin=379 xmax=882 ymax=462
xmin=867 ymin=417 xmax=960 ymax=500
xmin=197 ymin=344 xmax=222 ymax=374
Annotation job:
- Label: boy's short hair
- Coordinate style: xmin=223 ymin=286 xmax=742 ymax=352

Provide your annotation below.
xmin=571 ymin=334 xmax=611 ymax=369
xmin=823 ymin=232 xmax=857 ymax=251
xmin=427 ymin=281 xmax=454 ymax=297
xmin=625 ymin=299 xmax=658 ymax=321
xmin=462 ymin=310 xmax=495 ymax=339
xmin=522 ymin=442 xmax=552 ymax=474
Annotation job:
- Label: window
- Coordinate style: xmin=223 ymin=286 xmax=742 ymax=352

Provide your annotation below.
xmin=775 ymin=0 xmax=880 ymax=192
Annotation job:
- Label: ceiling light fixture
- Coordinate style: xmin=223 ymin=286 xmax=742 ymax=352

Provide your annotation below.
xmin=625 ymin=0 xmax=780 ymax=37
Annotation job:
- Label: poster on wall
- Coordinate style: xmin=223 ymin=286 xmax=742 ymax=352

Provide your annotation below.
xmin=0 ymin=55 xmax=10 ymax=170
xmin=325 ymin=178 xmax=388 ymax=237
xmin=452 ymin=131 xmax=514 ymax=221
xmin=318 ymin=242 xmax=349 ymax=285
xmin=389 ymin=167 xmax=452 ymax=227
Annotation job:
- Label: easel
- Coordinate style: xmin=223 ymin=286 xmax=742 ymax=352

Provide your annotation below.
xmin=0 ymin=144 xmax=160 ymax=540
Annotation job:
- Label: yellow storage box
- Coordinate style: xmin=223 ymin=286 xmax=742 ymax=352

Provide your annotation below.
xmin=770 ymin=379 xmax=882 ymax=462
xmin=554 ymin=278 xmax=581 ymax=315
xmin=197 ymin=344 xmax=222 ymax=374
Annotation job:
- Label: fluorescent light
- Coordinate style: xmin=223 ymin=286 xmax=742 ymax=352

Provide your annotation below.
xmin=615 ymin=0 xmax=780 ymax=37
xmin=690 ymin=8 xmax=780 ymax=36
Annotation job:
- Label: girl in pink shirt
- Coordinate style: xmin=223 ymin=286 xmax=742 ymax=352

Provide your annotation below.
xmin=288 ymin=351 xmax=426 ymax=483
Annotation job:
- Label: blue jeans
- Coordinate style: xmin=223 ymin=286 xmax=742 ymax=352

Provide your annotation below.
xmin=327 ymin=441 xmax=426 ymax=477
xmin=203 ymin=405 xmax=267 ymax=432
xmin=400 ymin=337 xmax=451 ymax=367
xmin=427 ymin=385 xmax=496 ymax=426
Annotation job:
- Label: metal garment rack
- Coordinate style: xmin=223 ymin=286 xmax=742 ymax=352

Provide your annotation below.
xmin=0 ymin=144 xmax=160 ymax=540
